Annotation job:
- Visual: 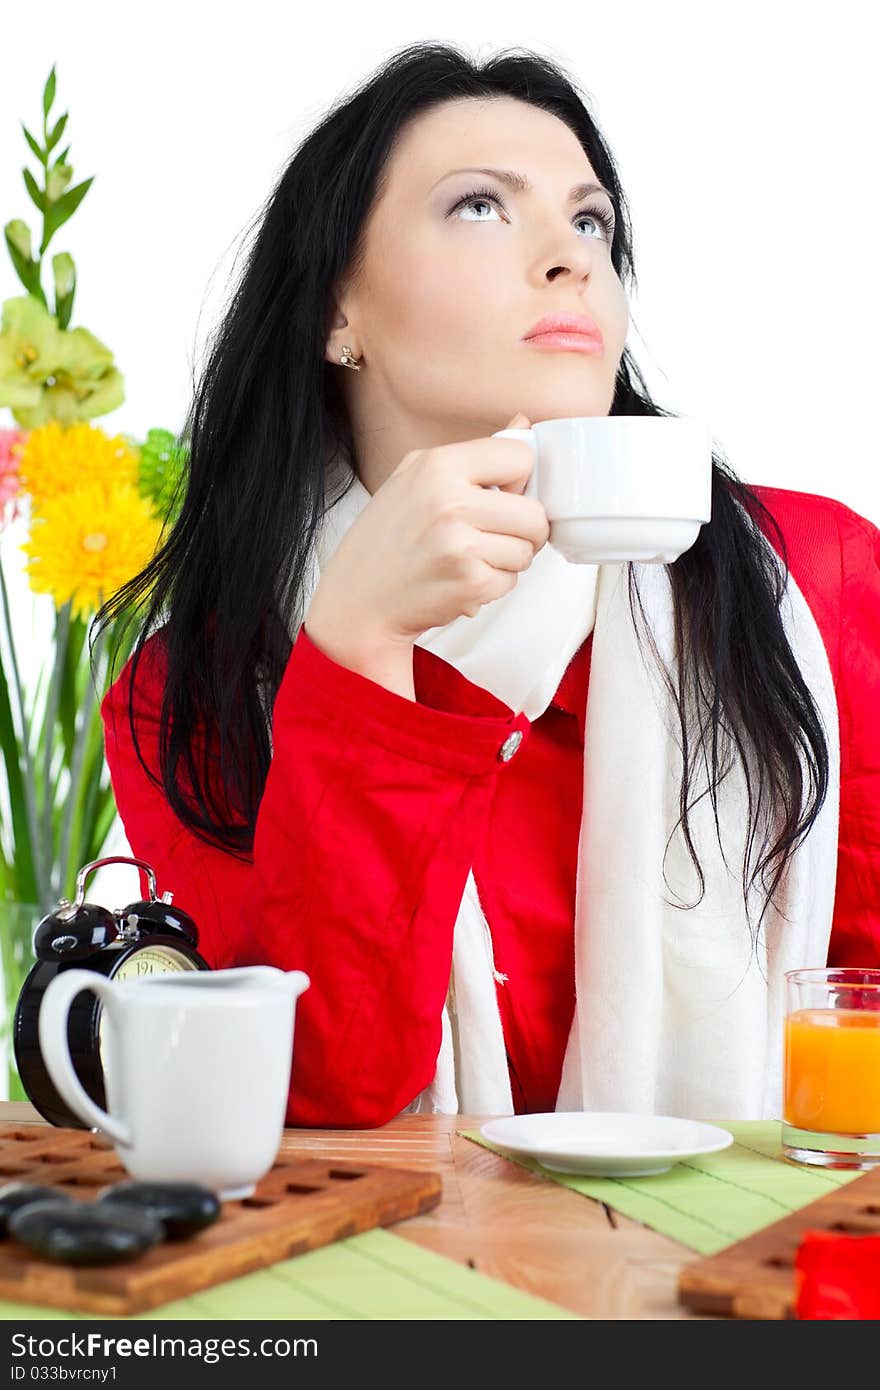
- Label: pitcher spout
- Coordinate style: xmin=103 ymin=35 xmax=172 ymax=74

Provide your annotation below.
xmin=228 ymin=965 xmax=310 ymax=1000
xmin=283 ymin=969 xmax=310 ymax=1001
xmin=205 ymin=966 xmax=311 ymax=1000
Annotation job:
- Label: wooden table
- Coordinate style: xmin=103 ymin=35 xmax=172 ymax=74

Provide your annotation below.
xmin=1 ymin=1100 xmax=706 ymax=1320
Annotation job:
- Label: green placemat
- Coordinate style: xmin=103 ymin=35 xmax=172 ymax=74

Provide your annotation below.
xmin=0 ymin=1227 xmax=577 ymax=1321
xmin=461 ymin=1120 xmax=864 ymax=1256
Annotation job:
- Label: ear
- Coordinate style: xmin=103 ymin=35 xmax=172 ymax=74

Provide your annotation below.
xmin=324 ymin=307 xmax=343 ymax=365
xmin=324 ymin=288 xmax=360 ymax=367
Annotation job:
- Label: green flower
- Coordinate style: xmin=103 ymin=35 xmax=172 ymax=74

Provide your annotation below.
xmin=138 ymin=427 xmax=189 ymax=524
xmin=0 ymin=294 xmax=124 ymax=428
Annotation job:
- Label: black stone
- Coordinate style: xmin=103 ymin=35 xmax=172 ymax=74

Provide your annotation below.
xmin=0 ymin=1183 xmax=76 ymax=1237
xmin=8 ymin=1199 xmax=164 ymax=1265
xmin=97 ymin=1180 xmax=221 ymax=1240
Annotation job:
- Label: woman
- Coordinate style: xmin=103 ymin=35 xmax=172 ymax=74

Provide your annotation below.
xmin=95 ymin=43 xmax=880 ymax=1127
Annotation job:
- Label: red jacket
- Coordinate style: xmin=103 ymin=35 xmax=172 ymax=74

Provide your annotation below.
xmin=100 ymin=486 xmax=880 ymax=1127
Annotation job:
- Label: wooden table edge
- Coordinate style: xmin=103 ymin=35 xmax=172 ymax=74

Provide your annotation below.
xmin=0 ymin=1100 xmax=709 ymax=1320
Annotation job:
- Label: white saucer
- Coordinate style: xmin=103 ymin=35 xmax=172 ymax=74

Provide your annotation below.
xmin=480 ymin=1112 xmax=734 ymax=1177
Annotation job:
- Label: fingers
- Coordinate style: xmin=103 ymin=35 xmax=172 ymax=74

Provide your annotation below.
xmin=453 ymin=433 xmax=536 ymax=491
xmin=466 ymin=488 xmax=550 ymax=552
xmin=470 ymin=529 xmax=538 ymax=573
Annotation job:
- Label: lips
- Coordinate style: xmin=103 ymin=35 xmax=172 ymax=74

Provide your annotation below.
xmin=523 ymin=312 xmax=604 ymax=347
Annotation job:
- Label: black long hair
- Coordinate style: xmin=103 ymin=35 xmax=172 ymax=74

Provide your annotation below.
xmin=92 ymin=41 xmax=829 ymax=948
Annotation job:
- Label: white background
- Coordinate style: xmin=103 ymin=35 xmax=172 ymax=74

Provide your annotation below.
xmin=3 ymin=2 xmax=876 ymax=514
xmin=0 ymin=3 xmax=877 ymax=1060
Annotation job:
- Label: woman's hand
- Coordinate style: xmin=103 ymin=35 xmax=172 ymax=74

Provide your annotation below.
xmin=306 ymin=413 xmax=549 ymax=653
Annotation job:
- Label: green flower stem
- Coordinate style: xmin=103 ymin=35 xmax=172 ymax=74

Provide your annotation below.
xmin=0 ymin=642 xmax=36 ymax=902
xmin=41 ymin=599 xmax=69 ymax=901
xmin=75 ymin=716 xmax=106 ymax=869
xmin=57 ymin=617 xmax=106 ymax=898
xmin=0 ymin=560 xmax=48 ymax=906
xmin=33 ymin=100 xmax=50 ymax=304
xmin=63 ymin=695 xmax=107 ymax=888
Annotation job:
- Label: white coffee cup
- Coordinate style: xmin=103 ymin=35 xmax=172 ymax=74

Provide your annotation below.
xmin=38 ymin=966 xmax=310 ymax=1200
xmin=491 ymin=415 xmax=713 ymax=564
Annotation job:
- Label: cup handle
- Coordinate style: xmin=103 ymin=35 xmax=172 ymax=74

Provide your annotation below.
xmin=490 ymin=427 xmax=539 ymax=498
xmin=38 ymin=969 xmax=133 ymax=1146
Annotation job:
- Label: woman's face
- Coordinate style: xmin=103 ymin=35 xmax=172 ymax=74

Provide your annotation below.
xmin=326 ymin=95 xmax=630 ymax=491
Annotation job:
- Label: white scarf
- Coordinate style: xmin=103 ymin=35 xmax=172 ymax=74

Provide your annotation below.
xmin=300 ymin=461 xmax=840 ymax=1122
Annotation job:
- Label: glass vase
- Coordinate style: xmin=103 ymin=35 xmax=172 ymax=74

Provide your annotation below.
xmin=0 ymin=901 xmax=41 ymax=1102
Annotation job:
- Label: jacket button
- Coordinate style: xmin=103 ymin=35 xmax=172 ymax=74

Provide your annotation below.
xmin=498 ymin=730 xmax=523 ymax=762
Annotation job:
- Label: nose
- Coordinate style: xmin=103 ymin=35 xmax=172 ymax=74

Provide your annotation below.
xmin=543 ymin=236 xmax=596 ymax=284
xmin=529 ymin=219 xmax=599 ymax=286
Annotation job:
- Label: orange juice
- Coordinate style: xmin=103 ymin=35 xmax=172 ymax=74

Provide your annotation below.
xmin=784 ymin=1008 xmax=880 ymax=1134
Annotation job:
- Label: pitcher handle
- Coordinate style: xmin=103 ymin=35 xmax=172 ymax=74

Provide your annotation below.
xmin=490 ymin=426 xmax=539 ymax=498
xmin=38 ymin=970 xmax=133 ymax=1146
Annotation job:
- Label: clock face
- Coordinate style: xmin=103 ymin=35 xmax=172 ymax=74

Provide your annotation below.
xmin=97 ymin=944 xmax=201 ymax=1072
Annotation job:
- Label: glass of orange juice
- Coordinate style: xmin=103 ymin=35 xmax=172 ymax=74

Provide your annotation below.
xmin=783 ymin=968 xmax=880 ymax=1168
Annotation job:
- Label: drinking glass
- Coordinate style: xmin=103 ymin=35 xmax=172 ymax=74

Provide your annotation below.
xmin=783 ymin=967 xmax=880 ymax=1168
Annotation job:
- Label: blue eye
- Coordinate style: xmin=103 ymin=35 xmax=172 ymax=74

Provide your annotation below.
xmin=448 ymin=185 xmax=616 ymax=243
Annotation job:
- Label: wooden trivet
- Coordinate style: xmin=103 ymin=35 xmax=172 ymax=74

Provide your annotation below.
xmin=0 ymin=1122 xmax=442 ymax=1315
xmin=678 ymin=1163 xmax=880 ymax=1318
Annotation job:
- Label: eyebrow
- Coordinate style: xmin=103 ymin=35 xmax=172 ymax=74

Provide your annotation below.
xmin=431 ymin=166 xmax=614 ymax=206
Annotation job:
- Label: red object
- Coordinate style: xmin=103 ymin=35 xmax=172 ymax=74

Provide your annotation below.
xmin=100 ymin=486 xmax=880 ymax=1127
xmin=795 ymin=1229 xmax=880 ymax=1319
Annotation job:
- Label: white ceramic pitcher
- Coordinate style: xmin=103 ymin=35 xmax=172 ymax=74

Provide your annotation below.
xmin=38 ymin=966 xmax=310 ymax=1199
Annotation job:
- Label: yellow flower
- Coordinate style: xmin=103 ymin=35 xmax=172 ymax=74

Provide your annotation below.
xmin=17 ymin=420 xmax=140 ymax=509
xmin=20 ymin=479 xmax=162 ymax=620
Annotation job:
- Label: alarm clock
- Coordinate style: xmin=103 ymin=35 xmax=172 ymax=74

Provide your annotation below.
xmin=13 ymin=855 xmax=211 ymax=1128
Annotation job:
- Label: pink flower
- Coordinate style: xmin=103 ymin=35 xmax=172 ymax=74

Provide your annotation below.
xmin=0 ymin=428 xmax=26 ymax=529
